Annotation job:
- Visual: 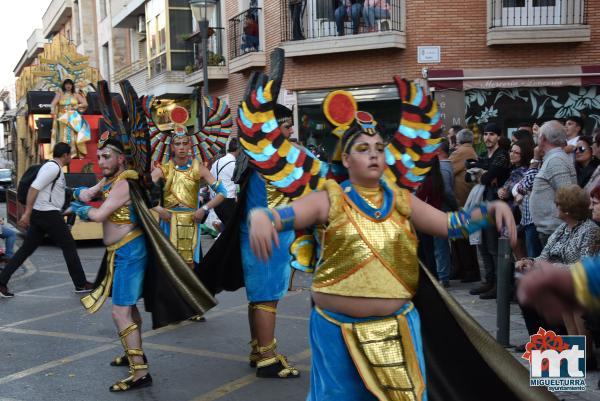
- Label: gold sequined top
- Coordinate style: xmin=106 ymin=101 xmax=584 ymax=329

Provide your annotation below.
xmin=161 ymin=159 xmax=204 ymax=209
xmin=311 ymin=179 xmax=418 ymax=299
xmin=102 ymin=170 xmax=139 ymax=225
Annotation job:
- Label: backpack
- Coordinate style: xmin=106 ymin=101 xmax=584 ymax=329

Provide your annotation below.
xmin=17 ymin=160 xmax=61 ymax=205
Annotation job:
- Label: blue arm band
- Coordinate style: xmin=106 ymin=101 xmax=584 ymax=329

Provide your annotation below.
xmin=447 ymin=203 xmax=493 ymax=239
xmin=210 ymin=180 xmax=228 ymax=198
xmin=275 ymin=205 xmax=296 ymax=232
xmin=70 ymin=201 xmax=92 ymax=222
xmin=581 ymin=255 xmax=600 ymax=298
xmin=247 ymin=207 xmax=275 ymax=229
xmin=73 ymin=187 xmax=89 ymax=201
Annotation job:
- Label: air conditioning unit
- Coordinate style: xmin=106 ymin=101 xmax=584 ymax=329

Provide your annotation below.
xmin=137 ymin=15 xmax=146 ymax=34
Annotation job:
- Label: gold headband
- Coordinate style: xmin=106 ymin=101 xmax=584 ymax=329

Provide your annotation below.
xmin=99 ymin=144 xmax=123 ymax=155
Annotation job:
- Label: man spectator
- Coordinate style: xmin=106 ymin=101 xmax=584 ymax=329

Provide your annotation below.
xmin=210 ymin=138 xmax=240 ymax=226
xmin=0 ymin=217 xmax=16 ymax=263
xmin=517 ymin=122 xmax=533 ymax=134
xmin=564 ymin=116 xmax=584 ymax=155
xmin=468 ymin=122 xmax=510 ymax=299
xmin=448 ymin=128 xmax=480 ymax=283
xmin=447 ymin=124 xmax=463 ymax=153
xmin=435 ymin=139 xmax=458 ymax=287
xmin=0 ymin=142 xmax=92 ymax=297
xmin=529 ymin=120 xmax=577 ymax=246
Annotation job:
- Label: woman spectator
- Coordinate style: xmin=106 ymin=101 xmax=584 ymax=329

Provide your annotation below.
xmin=584 ymin=128 xmax=600 ymax=193
xmin=362 ymin=0 xmax=390 ymax=32
xmin=575 ymin=136 xmax=599 ymax=188
xmin=497 ymin=140 xmax=532 ymax=259
xmin=516 ymin=185 xmax=600 ymax=369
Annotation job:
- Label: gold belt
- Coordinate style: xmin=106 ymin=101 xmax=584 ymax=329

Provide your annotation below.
xmin=81 ymin=229 xmax=144 ymax=313
xmin=315 ymin=304 xmax=425 ymax=401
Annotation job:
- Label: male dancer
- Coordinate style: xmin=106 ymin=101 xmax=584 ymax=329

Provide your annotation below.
xmin=151 ymin=128 xmax=227 ymax=268
xmin=240 ymin=104 xmax=299 ymax=378
xmin=71 ymin=137 xmax=152 ymax=391
xmin=71 ymin=135 xmax=216 ymax=391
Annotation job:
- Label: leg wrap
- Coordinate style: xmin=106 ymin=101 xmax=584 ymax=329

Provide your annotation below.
xmin=109 ymin=323 xmax=152 ymax=392
xmin=249 ymin=303 xmax=277 ymax=314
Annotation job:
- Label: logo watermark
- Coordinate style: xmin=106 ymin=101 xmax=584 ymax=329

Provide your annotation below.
xmin=522 ymin=328 xmax=586 ymax=392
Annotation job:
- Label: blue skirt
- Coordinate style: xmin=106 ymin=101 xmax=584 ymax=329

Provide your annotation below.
xmin=308 ymin=303 xmax=428 ymax=401
xmin=240 ymin=229 xmax=294 ymax=302
xmin=112 ymin=235 xmax=147 ymax=306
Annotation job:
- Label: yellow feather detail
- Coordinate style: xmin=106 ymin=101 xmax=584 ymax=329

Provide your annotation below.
xmin=264 ymin=162 xmax=296 ymax=182
xmin=278 ymin=141 xmax=292 ymax=156
xmin=412 ymin=166 xmax=431 ymax=176
xmin=406 ymin=148 xmax=419 ymax=161
xmin=264 ymin=81 xmax=274 ymax=102
xmin=387 ymin=144 xmax=403 ymax=160
xmin=241 ymin=102 xmax=275 ymax=124
xmin=400 ymin=119 xmax=437 ymax=132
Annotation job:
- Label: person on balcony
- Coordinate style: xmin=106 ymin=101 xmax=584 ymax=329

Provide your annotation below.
xmin=289 ymin=0 xmax=305 ymax=40
xmin=362 ymin=0 xmax=390 ymax=32
xmin=335 ymin=0 xmax=363 ymax=36
xmin=241 ymin=14 xmax=259 ymax=53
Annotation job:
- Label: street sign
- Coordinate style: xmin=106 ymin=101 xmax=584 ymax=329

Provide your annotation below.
xmin=417 ymin=46 xmax=441 ymax=64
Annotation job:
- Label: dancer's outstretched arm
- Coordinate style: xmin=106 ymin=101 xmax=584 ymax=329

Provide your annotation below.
xmin=248 ymin=191 xmax=330 ymax=261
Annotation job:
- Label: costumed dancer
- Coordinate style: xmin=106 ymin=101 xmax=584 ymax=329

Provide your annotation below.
xmin=50 ymin=78 xmax=91 ymax=158
xmin=149 ymin=106 xmax=228 ymax=269
xmin=69 ymin=80 xmax=217 ymax=392
xmin=240 ymin=103 xmax=300 ymax=378
xmin=240 ymin=49 xmax=559 ymax=401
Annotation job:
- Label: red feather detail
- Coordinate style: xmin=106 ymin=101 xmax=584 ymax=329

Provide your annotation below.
xmin=250 ymin=92 xmax=261 ymax=109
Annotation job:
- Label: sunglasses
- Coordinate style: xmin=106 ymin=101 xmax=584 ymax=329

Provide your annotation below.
xmin=575 ymin=146 xmax=590 ymax=153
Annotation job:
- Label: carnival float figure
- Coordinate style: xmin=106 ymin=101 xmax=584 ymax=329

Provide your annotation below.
xmin=69 ymin=80 xmax=217 ymax=392
xmin=50 ymin=78 xmax=91 ymax=158
xmin=206 ymin=49 xmax=559 ymax=400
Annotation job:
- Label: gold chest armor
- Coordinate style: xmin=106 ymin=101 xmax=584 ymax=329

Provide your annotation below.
xmin=311 ymin=180 xmax=418 ymax=299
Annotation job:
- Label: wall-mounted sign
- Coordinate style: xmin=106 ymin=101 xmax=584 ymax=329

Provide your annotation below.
xmin=418 ymin=46 xmax=441 ymax=64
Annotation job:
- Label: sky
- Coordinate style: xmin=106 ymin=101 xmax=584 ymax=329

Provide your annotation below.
xmin=0 ymin=1 xmax=52 ymax=98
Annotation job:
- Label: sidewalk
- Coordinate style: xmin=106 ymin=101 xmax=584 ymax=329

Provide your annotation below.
xmin=446 ymin=280 xmax=600 ymax=401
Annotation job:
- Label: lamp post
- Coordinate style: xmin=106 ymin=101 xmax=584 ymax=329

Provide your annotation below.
xmin=189 ymin=0 xmax=217 ymax=125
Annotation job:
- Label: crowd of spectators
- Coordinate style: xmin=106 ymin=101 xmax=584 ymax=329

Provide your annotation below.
xmin=421 ymin=117 xmax=600 ymax=372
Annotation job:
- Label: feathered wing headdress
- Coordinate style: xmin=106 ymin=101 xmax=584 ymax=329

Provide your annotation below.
xmin=97 ymin=80 xmax=152 ymax=188
xmin=143 ymin=96 xmax=233 ymax=166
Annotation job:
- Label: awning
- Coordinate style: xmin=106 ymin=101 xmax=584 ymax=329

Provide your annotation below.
xmin=428 ymin=66 xmax=600 ymax=90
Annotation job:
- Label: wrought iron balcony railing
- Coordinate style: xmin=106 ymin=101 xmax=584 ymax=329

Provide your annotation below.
xmin=489 ymin=0 xmax=587 ymax=28
xmin=280 ymin=0 xmax=403 ymax=42
xmin=229 ymin=7 xmax=262 ymax=61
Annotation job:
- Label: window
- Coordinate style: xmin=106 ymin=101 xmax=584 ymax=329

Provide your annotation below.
xmin=498 ymin=0 xmax=584 ymax=26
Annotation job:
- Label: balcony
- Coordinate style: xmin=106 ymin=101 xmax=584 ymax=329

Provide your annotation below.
xmin=228 ymin=7 xmax=266 ymax=74
xmin=280 ymin=0 xmax=405 ymax=58
xmin=112 ymin=59 xmax=148 ymax=93
xmin=487 ymin=0 xmax=590 ymax=45
xmin=42 ymin=0 xmax=74 ymax=39
xmin=111 ymin=0 xmax=146 ymax=29
xmin=184 ymin=28 xmax=228 ymax=86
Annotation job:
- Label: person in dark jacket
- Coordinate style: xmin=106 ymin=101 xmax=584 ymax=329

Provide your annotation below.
xmin=466 ymin=122 xmax=510 ymax=299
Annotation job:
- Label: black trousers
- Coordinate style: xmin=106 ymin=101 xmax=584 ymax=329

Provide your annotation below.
xmin=0 ymin=210 xmax=87 ymax=288
xmin=214 ymin=198 xmax=237 ymax=226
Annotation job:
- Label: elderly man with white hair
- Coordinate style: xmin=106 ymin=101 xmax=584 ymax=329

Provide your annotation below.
xmin=529 ymin=120 xmax=577 ymax=246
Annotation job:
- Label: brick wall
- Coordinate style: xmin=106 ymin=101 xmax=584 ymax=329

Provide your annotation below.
xmin=210 ymin=0 xmax=599 ymax=131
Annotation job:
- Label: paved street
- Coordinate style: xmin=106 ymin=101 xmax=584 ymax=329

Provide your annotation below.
xmin=0 ymin=204 xmax=599 ymax=400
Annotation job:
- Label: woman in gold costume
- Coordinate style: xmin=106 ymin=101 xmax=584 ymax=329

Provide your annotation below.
xmin=248 ymin=121 xmax=522 ymax=400
xmin=50 ymin=78 xmax=90 ymax=158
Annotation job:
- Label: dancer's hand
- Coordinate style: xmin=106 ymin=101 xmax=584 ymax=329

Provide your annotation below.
xmin=193 ymin=208 xmax=206 ymax=224
xmin=488 ymin=201 xmax=517 ymax=247
xmin=78 ymin=188 xmax=95 ymax=203
xmin=249 ymin=210 xmax=279 ymax=261
xmin=158 ymin=209 xmax=171 ymax=222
